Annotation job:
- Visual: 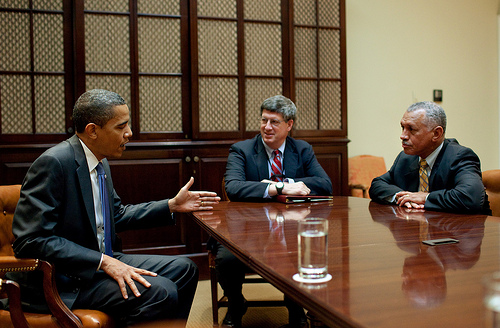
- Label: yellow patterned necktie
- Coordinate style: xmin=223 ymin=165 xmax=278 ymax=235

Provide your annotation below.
xmin=419 ymin=159 xmax=429 ymax=192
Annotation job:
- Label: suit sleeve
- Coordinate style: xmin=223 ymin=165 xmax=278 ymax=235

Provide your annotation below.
xmin=369 ymin=152 xmax=405 ymax=204
xmin=293 ymin=144 xmax=333 ymax=195
xmin=425 ymin=147 xmax=487 ymax=213
xmin=225 ymin=144 xmax=269 ymax=201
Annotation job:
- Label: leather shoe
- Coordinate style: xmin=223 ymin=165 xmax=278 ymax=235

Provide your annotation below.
xmin=278 ymin=323 xmax=308 ymax=328
xmin=221 ymin=300 xmax=248 ymax=328
xmin=279 ymin=317 xmax=309 ymax=328
xmin=221 ymin=311 xmax=242 ymax=328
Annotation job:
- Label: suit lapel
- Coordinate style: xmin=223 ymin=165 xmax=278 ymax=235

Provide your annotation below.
xmin=70 ymin=135 xmax=97 ymax=233
xmin=283 ymin=138 xmax=298 ymax=178
xmin=405 ymin=157 xmax=420 ymax=192
xmin=428 ymin=139 xmax=450 ymax=188
xmin=254 ymin=137 xmax=271 ymax=180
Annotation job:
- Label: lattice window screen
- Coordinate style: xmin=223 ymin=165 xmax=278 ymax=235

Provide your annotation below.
xmin=0 ymin=0 xmax=344 ymax=139
xmin=320 ymin=81 xmax=342 ymax=130
xmin=197 ymin=0 xmax=239 ymax=133
xmin=198 ymin=0 xmax=237 ymax=18
xmin=244 ymin=23 xmax=282 ymax=76
xmin=138 ymin=17 xmax=181 ymax=74
xmin=34 ymin=13 xmax=64 ymax=72
xmin=294 ymin=27 xmax=317 ymax=78
xmin=294 ymin=0 xmax=343 ymax=132
xmin=84 ymin=0 xmax=128 ymax=12
xmin=33 ymin=0 xmax=62 ymax=10
xmin=139 ymin=77 xmax=182 ymax=132
xmin=0 ymin=5 xmax=65 ymax=134
xmin=244 ymin=0 xmax=280 ymax=21
xmin=1 ymin=75 xmax=32 ymax=134
xmin=198 ymin=20 xmax=238 ymax=75
xmin=138 ymin=2 xmax=182 ymax=133
xmin=0 ymin=12 xmax=30 ymax=71
xmin=319 ymin=0 xmax=340 ymax=26
xmin=35 ymin=75 xmax=65 ymax=133
xmin=85 ymin=14 xmax=130 ymax=73
xmin=199 ymin=77 xmax=239 ymax=132
xmin=138 ymin=0 xmax=179 ymax=15
xmin=295 ymin=80 xmax=318 ymax=130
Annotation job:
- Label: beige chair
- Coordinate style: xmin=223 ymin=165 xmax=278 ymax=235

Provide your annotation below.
xmin=348 ymin=155 xmax=387 ymax=198
xmin=482 ymin=170 xmax=500 ymax=216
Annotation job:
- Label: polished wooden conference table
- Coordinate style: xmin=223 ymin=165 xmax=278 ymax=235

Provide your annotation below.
xmin=190 ymin=197 xmax=499 ymax=328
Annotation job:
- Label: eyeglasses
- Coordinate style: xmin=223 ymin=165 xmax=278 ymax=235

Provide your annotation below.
xmin=260 ymin=118 xmax=286 ymax=127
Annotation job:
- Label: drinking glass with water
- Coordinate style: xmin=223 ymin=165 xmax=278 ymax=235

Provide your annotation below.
xmin=297 ymin=218 xmax=328 ymax=280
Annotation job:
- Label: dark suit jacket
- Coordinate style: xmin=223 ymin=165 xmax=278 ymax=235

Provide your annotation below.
xmin=12 ymin=135 xmax=173 ymax=309
xmin=224 ymin=134 xmax=332 ymax=201
xmin=369 ymin=138 xmax=490 ymax=214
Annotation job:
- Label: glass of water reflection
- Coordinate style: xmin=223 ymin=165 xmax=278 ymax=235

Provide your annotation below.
xmin=297 ymin=218 xmax=328 ymax=280
xmin=484 ymin=272 xmax=500 ymax=328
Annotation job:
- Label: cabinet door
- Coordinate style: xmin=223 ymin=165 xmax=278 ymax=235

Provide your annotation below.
xmin=111 ymin=158 xmax=188 ymax=254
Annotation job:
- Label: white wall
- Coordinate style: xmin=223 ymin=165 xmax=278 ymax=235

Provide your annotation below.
xmin=346 ymin=0 xmax=499 ymax=171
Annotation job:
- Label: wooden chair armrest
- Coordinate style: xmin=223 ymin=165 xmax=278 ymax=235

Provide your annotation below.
xmin=0 ymin=279 xmax=29 ymax=328
xmin=0 ymin=257 xmax=39 ymax=272
xmin=0 ymin=256 xmax=83 ymax=328
xmin=348 ymin=183 xmax=368 ymax=191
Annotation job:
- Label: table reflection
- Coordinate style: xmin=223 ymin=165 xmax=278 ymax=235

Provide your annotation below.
xmin=369 ymin=202 xmax=486 ymax=308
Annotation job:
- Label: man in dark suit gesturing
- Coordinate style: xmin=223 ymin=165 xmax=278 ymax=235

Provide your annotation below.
xmin=369 ymin=101 xmax=490 ymax=214
xmin=213 ymin=95 xmax=332 ymax=328
xmin=11 ymin=89 xmax=220 ymax=326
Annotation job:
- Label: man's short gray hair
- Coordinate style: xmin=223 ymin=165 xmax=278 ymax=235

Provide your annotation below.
xmin=407 ymin=101 xmax=447 ymax=133
xmin=260 ymin=95 xmax=297 ymax=122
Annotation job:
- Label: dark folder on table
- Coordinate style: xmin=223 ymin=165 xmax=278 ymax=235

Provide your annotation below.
xmin=276 ymin=195 xmax=333 ymax=204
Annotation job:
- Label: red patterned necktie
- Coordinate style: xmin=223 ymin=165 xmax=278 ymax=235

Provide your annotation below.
xmin=271 ymin=150 xmax=283 ymax=182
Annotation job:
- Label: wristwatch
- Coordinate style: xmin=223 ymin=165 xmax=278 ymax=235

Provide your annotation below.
xmin=275 ymin=181 xmax=284 ymax=195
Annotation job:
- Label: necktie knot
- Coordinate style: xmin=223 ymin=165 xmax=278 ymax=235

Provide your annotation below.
xmin=96 ymin=163 xmax=105 ymax=176
xmin=419 ymin=158 xmax=428 ymax=168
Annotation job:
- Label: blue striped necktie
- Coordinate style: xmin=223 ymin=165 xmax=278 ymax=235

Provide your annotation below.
xmin=96 ymin=163 xmax=113 ymax=256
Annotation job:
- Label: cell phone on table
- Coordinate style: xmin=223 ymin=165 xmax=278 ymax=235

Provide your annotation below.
xmin=422 ymin=238 xmax=459 ymax=246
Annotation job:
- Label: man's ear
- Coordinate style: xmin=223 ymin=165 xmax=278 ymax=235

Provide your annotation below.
xmin=432 ymin=125 xmax=444 ymax=141
xmin=84 ymin=123 xmax=98 ymax=140
xmin=287 ymin=119 xmax=294 ymax=132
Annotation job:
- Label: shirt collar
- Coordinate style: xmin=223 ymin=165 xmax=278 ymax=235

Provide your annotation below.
xmin=420 ymin=141 xmax=444 ymax=170
xmin=78 ymin=138 xmax=100 ymax=173
xmin=262 ymin=138 xmax=286 ymax=158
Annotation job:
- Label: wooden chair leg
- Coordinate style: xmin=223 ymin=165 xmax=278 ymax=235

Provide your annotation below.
xmin=209 ymin=252 xmax=220 ymax=327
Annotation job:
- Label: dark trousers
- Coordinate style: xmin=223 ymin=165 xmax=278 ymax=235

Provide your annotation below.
xmin=211 ymin=241 xmax=305 ymax=323
xmin=73 ymin=253 xmax=199 ymax=326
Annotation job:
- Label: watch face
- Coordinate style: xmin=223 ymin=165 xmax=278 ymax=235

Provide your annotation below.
xmin=277 ymin=182 xmax=284 ymax=189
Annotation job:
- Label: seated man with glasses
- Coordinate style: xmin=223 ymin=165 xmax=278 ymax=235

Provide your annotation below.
xmin=210 ymin=95 xmax=333 ymax=328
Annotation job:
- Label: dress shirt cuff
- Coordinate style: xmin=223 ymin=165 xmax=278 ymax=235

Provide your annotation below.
xmin=97 ymin=253 xmax=103 ymax=271
xmin=389 ymin=194 xmax=398 ymax=204
xmin=284 ymin=178 xmax=295 ymax=184
xmin=264 ymin=183 xmax=272 ymax=199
